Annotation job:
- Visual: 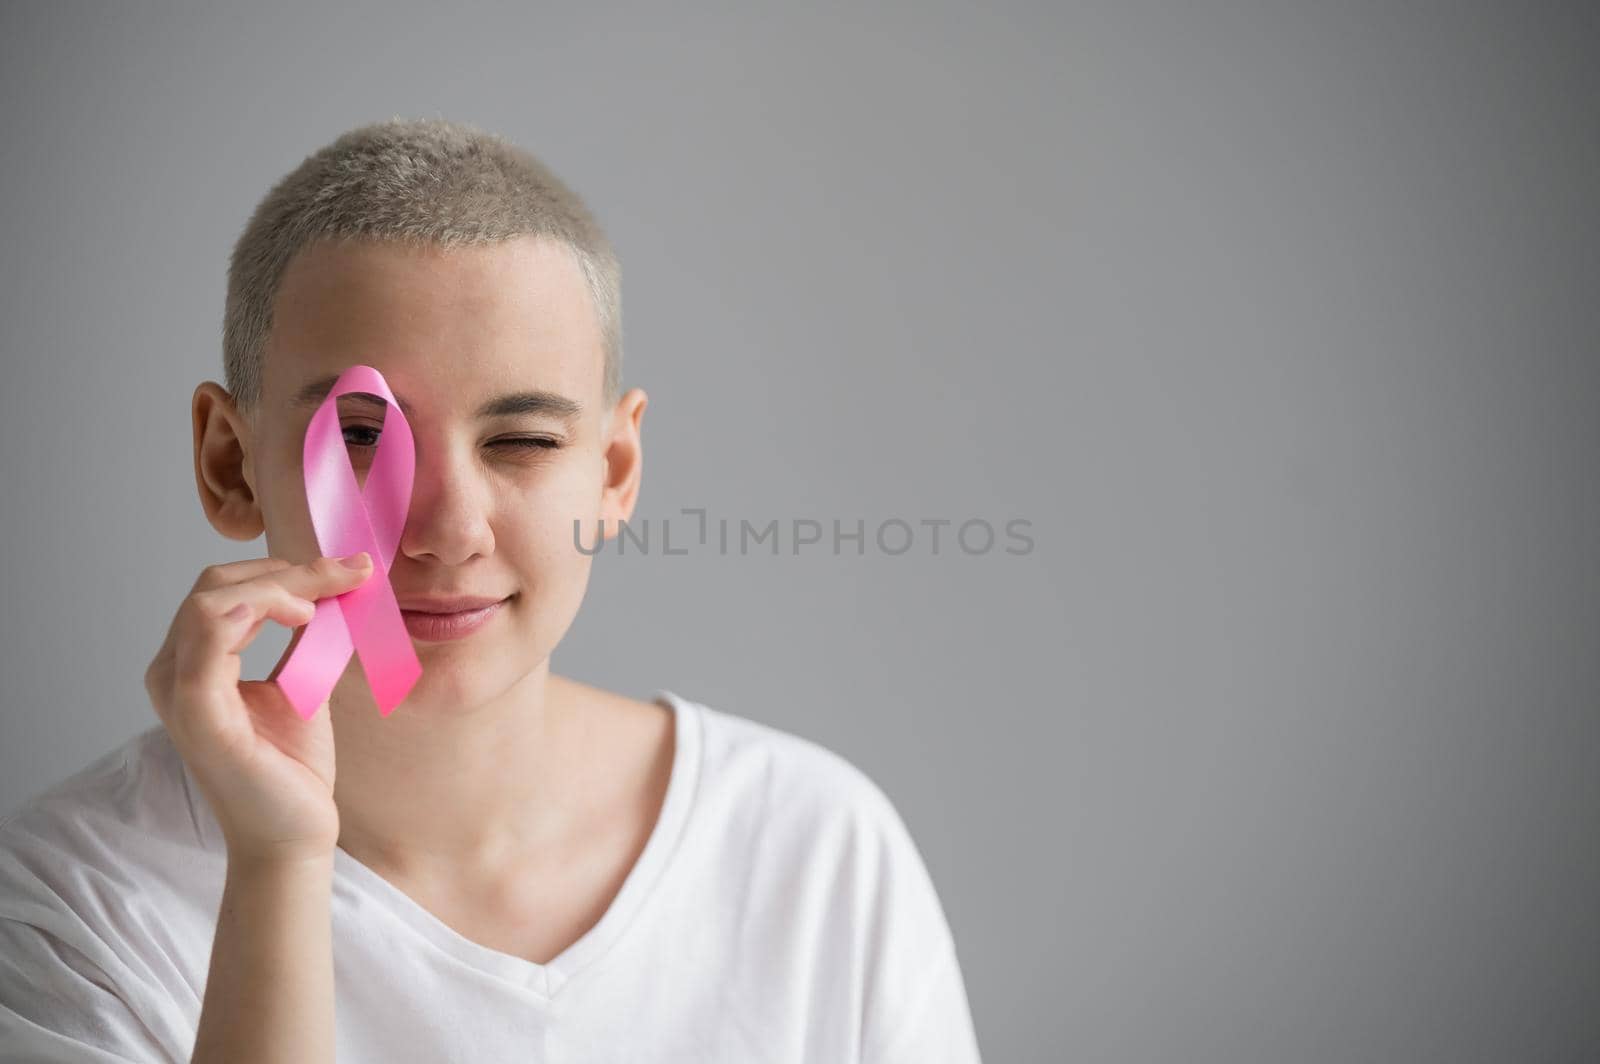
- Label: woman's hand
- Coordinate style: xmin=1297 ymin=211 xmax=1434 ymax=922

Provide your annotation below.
xmin=143 ymin=553 xmax=374 ymax=864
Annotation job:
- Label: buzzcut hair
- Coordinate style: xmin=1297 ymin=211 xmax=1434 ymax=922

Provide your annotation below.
xmin=222 ymin=116 xmax=622 ymax=418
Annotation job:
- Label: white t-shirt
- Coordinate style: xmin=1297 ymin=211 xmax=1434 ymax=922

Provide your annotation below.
xmin=0 ymin=690 xmax=982 ymax=1063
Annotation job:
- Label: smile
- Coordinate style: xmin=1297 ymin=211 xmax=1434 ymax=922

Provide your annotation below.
xmin=399 ymin=597 xmax=510 ymax=642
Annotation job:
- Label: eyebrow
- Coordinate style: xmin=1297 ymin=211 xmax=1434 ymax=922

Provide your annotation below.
xmin=289 ymin=373 xmax=583 ymax=424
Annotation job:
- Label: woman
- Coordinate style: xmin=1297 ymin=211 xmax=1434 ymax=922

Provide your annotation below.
xmin=0 ymin=117 xmax=981 ymax=1062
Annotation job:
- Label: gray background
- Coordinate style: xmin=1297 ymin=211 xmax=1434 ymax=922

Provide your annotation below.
xmin=2 ymin=2 xmax=1596 ymax=1060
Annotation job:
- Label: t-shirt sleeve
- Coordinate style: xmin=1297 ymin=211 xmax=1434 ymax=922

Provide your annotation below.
xmin=861 ymin=946 xmax=984 ymax=1064
xmin=0 ymin=914 xmax=181 ymax=1064
xmin=0 ymin=808 xmax=194 ymax=1064
xmin=853 ymin=780 xmax=984 ymax=1064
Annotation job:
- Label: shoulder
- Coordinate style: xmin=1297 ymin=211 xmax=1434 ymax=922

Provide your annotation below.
xmin=664 ymin=690 xmax=937 ymax=904
xmin=681 ymin=691 xmax=907 ymax=833
xmin=0 ymin=723 xmax=218 ymax=921
xmin=0 ymin=728 xmax=211 ymax=1060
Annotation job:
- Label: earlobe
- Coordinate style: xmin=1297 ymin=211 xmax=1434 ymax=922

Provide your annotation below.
xmin=192 ymin=381 xmax=265 ymax=541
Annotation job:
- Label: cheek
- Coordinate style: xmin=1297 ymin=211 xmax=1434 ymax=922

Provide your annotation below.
xmin=501 ymin=464 xmax=604 ymax=565
xmin=501 ymin=474 xmax=600 ymax=637
xmin=256 ymin=459 xmax=317 ymax=554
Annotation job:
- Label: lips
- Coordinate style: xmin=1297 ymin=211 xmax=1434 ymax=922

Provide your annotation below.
xmin=397 ymin=593 xmax=513 ymax=642
xmin=395 ymin=594 xmax=511 ymax=614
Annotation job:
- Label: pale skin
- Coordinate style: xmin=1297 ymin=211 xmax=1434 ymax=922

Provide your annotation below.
xmin=145 ymin=234 xmax=673 ymax=1063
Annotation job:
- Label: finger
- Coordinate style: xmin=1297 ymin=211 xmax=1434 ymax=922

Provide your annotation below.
xmin=192 ymin=554 xmax=373 ymax=619
xmin=162 ymin=559 xmax=287 ymax=651
xmin=191 ymin=557 xmax=296 ymax=593
xmin=148 ymin=559 xmax=305 ymax=733
xmin=173 ymin=584 xmax=319 ymax=712
xmin=162 ymin=557 xmax=372 ymax=734
xmin=156 ymin=558 xmax=296 ymax=669
xmin=166 ymin=601 xmax=313 ymax=742
xmin=258 ymin=553 xmax=376 ymax=604
xmin=227 ymin=605 xmax=304 ymax=657
xmin=174 ymin=555 xmax=371 ymax=678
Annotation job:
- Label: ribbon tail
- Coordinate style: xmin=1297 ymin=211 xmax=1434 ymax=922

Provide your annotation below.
xmin=341 ymin=570 xmax=423 ymax=717
xmin=274 ymin=598 xmax=356 ymax=720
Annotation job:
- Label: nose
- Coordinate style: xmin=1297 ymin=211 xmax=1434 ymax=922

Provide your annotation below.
xmin=395 ymin=432 xmax=497 ymax=567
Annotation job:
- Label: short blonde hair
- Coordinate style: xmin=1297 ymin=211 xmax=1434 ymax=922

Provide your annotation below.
xmin=223 ymin=116 xmax=622 ymax=416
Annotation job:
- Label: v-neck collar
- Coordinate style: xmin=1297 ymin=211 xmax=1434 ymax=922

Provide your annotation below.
xmin=329 ymin=689 xmax=702 ymax=999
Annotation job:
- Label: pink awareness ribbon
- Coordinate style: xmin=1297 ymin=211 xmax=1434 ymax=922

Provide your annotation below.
xmin=274 ymin=364 xmax=422 ymax=720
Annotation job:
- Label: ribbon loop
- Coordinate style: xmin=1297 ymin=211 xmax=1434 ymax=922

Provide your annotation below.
xmin=275 ymin=364 xmax=422 ymax=719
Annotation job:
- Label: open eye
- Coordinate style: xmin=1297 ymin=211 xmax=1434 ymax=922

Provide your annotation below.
xmin=341 ymin=424 xmax=382 ymax=449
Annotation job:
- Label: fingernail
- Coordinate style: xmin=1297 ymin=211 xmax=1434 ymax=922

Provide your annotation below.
xmin=224 ymin=603 xmax=250 ymax=621
xmin=340 ymin=552 xmax=371 ymax=569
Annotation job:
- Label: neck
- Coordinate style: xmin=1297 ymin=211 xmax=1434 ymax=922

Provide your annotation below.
xmin=327 ymin=659 xmax=586 ymax=876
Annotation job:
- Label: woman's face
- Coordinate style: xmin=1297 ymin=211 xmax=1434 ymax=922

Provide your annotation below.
xmin=236 ymin=234 xmax=641 ymax=715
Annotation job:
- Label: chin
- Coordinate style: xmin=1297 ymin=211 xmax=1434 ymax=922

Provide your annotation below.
xmin=400 ymin=645 xmax=543 ymax=713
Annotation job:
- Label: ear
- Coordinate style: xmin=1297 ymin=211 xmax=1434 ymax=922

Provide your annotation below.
xmin=192 ymin=380 xmax=265 ymax=541
xmin=597 ymin=387 xmax=648 ymax=543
